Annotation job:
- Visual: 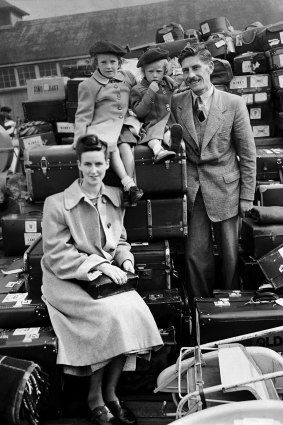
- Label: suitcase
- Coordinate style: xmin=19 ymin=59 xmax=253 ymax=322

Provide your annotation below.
xmin=266 ymin=47 xmax=283 ymax=70
xmin=229 ymin=74 xmax=271 ymax=104
xmin=134 ymin=144 xmax=187 ymax=196
xmin=256 ymin=147 xmax=283 ymax=181
xmin=254 ymin=136 xmax=283 ymax=147
xmin=195 ymin=297 xmax=283 ymax=351
xmin=258 ymin=242 xmax=283 ymax=289
xmin=252 ymin=122 xmax=275 ymax=138
xmin=55 ymin=122 xmax=75 ymax=144
xmin=247 ymin=103 xmax=273 ymax=122
xmin=24 ymin=235 xmax=43 ymax=298
xmin=22 ymin=100 xmax=67 ymax=122
xmin=141 ymin=288 xmax=183 ymax=328
xmin=24 ymin=144 xmax=79 ymax=202
xmin=274 ymin=90 xmax=283 ymax=112
xmin=131 ymin=240 xmax=172 ymax=292
xmin=66 ymin=101 xmax=77 ymax=123
xmin=255 ymin=183 xmax=283 ymax=206
xmin=271 ymin=69 xmax=283 ymax=90
xmin=153 ymin=39 xmax=190 ymax=59
xmin=124 ymin=195 xmax=188 ymax=242
xmin=67 ymin=78 xmax=87 ymax=102
xmin=155 ymin=22 xmax=184 ymax=44
xmin=0 ymin=327 xmax=62 ymax=417
xmin=241 ymin=217 xmax=283 ymax=258
xmin=233 ymin=52 xmax=268 ymax=75
xmin=199 ymin=17 xmax=231 ymax=40
xmin=238 ymin=253 xmax=267 ymax=289
xmin=0 ymin=292 xmax=50 ymax=328
xmin=213 ymin=289 xmax=255 ymax=300
xmin=258 ymin=21 xmax=283 ymax=51
xmin=233 ymin=26 xmax=265 ymax=55
xmin=205 ymin=34 xmax=235 ymax=58
xmin=0 ymin=270 xmax=25 ymax=294
xmin=19 ymin=131 xmax=57 ymax=151
xmin=1 ymin=211 xmax=43 ymax=256
xmin=211 ymin=58 xmax=233 ymax=85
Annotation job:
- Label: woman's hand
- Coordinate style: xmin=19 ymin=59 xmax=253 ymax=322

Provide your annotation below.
xmin=96 ymin=263 xmax=128 ymax=285
xmin=122 ymin=260 xmax=135 ymax=274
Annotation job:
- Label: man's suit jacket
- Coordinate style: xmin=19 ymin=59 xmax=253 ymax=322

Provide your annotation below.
xmin=171 ymin=87 xmax=256 ymax=222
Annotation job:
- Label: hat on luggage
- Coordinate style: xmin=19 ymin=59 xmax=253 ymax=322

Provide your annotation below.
xmin=89 ymin=40 xmax=127 ymax=57
xmin=137 ymin=48 xmax=169 ymax=68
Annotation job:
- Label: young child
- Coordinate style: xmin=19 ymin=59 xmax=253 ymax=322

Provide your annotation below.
xmin=130 ymin=48 xmax=183 ymax=163
xmin=74 ymin=40 xmax=143 ymax=206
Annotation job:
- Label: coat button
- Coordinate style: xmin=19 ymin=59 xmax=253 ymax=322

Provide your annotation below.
xmin=107 ymin=223 xmax=111 ymax=228
xmin=117 ymin=105 xmax=122 ymax=110
xmin=114 ymin=84 xmax=118 ymax=88
xmin=119 ymin=115 xmax=123 ymax=119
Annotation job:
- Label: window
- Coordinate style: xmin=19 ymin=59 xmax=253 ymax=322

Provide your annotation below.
xmin=0 ymin=68 xmax=17 ymax=89
xmin=38 ymin=62 xmax=58 ymax=77
xmin=17 ymin=65 xmax=36 ymax=86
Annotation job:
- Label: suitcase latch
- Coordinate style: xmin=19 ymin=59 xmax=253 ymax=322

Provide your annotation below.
xmin=40 ymin=156 xmax=48 ymax=176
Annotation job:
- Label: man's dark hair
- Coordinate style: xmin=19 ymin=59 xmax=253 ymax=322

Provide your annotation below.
xmin=178 ymin=44 xmax=212 ymax=66
xmin=76 ymin=134 xmax=109 ymax=160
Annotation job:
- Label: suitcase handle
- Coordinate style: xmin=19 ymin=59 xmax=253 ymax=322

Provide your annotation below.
xmin=40 ymin=156 xmax=48 ymax=175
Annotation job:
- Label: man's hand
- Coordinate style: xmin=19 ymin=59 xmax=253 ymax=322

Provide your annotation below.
xmin=149 ymin=82 xmax=159 ymax=93
xmin=239 ymin=199 xmax=253 ymax=218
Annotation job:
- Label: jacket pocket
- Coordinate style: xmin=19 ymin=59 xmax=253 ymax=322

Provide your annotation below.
xmin=223 ymin=170 xmax=240 ymax=183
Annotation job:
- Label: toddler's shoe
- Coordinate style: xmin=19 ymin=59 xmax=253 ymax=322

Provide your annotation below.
xmin=154 ymin=148 xmax=176 ymax=164
xmin=122 ymin=186 xmax=143 ymax=207
xmin=170 ymin=123 xmax=183 ymax=154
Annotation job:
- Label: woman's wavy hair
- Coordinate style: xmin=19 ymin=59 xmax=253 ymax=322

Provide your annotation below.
xmin=76 ymin=134 xmax=109 ymax=160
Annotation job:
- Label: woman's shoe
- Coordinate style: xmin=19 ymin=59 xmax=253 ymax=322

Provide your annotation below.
xmin=122 ymin=186 xmax=143 ymax=207
xmin=88 ymin=405 xmax=120 ymax=425
xmin=154 ymin=148 xmax=176 ymax=164
xmin=170 ymin=123 xmax=183 ymax=154
xmin=107 ymin=400 xmax=137 ymax=425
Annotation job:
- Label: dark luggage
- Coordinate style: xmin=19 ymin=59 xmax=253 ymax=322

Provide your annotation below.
xmin=258 ymin=242 xmax=283 ymax=289
xmin=205 ymin=34 xmax=235 ymax=58
xmin=131 ymin=240 xmax=172 ymax=292
xmin=0 ymin=269 xmax=25 ymax=294
xmin=55 ymin=121 xmax=74 ymax=144
xmin=256 ymin=146 xmax=283 ymax=181
xmin=124 ymin=195 xmax=188 ymax=242
xmin=184 ymin=28 xmax=202 ymax=43
xmin=67 ymin=78 xmax=87 ymax=102
xmin=19 ymin=131 xmax=57 ymax=151
xmin=22 ymin=100 xmax=67 ymax=122
xmin=213 ymin=289 xmax=255 ymax=300
xmin=248 ymin=103 xmax=273 ymax=122
xmin=255 ymin=183 xmax=283 ymax=206
xmin=24 ymin=235 xmax=43 ymax=298
xmin=62 ymin=64 xmax=93 ymax=78
xmin=229 ymin=74 xmax=271 ymax=104
xmin=66 ymin=101 xmax=77 ymax=123
xmin=199 ymin=17 xmax=231 ymax=40
xmin=271 ymin=69 xmax=283 ymax=90
xmin=195 ymin=297 xmax=283 ymax=351
xmin=1 ymin=211 xmax=43 ymax=256
xmin=258 ymin=21 xmax=283 ymax=51
xmin=241 ymin=217 xmax=283 ymax=258
xmin=265 ymin=47 xmax=283 ymax=70
xmin=238 ymin=253 xmax=266 ymax=289
xmin=254 ymin=136 xmax=283 ymax=147
xmin=141 ymin=288 xmax=183 ymax=328
xmin=274 ymin=90 xmax=283 ymax=112
xmin=151 ymin=39 xmax=189 ymax=59
xmin=155 ymin=22 xmax=184 ymax=44
xmin=233 ymin=52 xmax=268 ymax=75
xmin=24 ymin=144 xmax=79 ymax=202
xmin=233 ymin=26 xmax=265 ymax=55
xmin=211 ymin=58 xmax=233 ymax=85
xmin=134 ymin=144 xmax=187 ymax=196
xmin=0 ymin=327 xmax=62 ymax=417
xmin=0 ymin=292 xmax=50 ymax=328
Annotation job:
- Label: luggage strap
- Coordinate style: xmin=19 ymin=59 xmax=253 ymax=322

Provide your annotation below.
xmin=146 ymin=200 xmax=153 ymax=239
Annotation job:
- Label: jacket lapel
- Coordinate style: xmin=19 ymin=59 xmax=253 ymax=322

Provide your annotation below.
xmin=201 ymin=89 xmax=226 ymax=152
xmin=177 ymin=91 xmax=198 ymax=146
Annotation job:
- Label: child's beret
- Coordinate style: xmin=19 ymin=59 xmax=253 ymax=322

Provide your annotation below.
xmin=137 ymin=48 xmax=169 ymax=68
xmin=89 ymin=40 xmax=127 ymax=57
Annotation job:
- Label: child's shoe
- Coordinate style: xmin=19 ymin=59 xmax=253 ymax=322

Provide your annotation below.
xmin=122 ymin=186 xmax=143 ymax=207
xmin=154 ymin=148 xmax=176 ymax=164
xmin=170 ymin=123 xmax=183 ymax=154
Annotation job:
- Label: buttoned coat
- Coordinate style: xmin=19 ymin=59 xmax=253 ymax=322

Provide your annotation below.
xmin=130 ymin=76 xmax=177 ymax=143
xmin=41 ymin=180 xmax=163 ymax=366
xmin=74 ymin=69 xmax=136 ymax=150
xmin=171 ymin=87 xmax=256 ymax=222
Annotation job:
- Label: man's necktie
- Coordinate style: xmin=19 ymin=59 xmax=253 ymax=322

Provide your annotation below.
xmin=194 ymin=96 xmax=207 ymax=122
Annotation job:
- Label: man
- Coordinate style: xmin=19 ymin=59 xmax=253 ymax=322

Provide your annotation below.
xmin=172 ymin=45 xmax=256 ymax=298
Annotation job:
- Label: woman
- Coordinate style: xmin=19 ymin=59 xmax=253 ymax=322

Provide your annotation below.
xmin=41 ymin=134 xmax=163 ymax=425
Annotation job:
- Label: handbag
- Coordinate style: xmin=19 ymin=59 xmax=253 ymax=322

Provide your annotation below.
xmin=77 ymin=271 xmax=139 ymax=299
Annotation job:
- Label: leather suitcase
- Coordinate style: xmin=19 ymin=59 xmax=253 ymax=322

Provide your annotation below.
xmin=19 ymin=131 xmax=57 ymax=151
xmin=258 ymin=243 xmax=283 ymax=289
xmin=0 ymin=326 xmax=62 ymax=417
xmin=258 ymin=21 xmax=283 ymax=51
xmin=24 ymin=144 xmax=79 ymax=202
xmin=66 ymin=101 xmax=77 ymax=123
xmin=274 ymin=90 xmax=283 ymax=112
xmin=195 ymin=297 xmax=283 ymax=351
xmin=0 ymin=292 xmax=50 ymax=328
xmin=0 ymin=269 xmax=25 ymax=294
xmin=151 ymin=39 xmax=189 ymax=59
xmin=131 ymin=240 xmax=172 ymax=292
xmin=211 ymin=58 xmax=233 ymax=86
xmin=271 ymin=69 xmax=283 ymax=90
xmin=205 ymin=34 xmax=235 ymax=58
xmin=134 ymin=144 xmax=187 ymax=196
xmin=241 ymin=217 xmax=283 ymax=258
xmin=238 ymin=253 xmax=266 ymax=289
xmin=1 ymin=212 xmax=43 ymax=256
xmin=256 ymin=146 xmax=283 ymax=181
xmin=255 ymin=183 xmax=283 ymax=206
xmin=266 ymin=47 xmax=283 ymax=70
xmin=24 ymin=235 xmax=43 ymax=298
xmin=199 ymin=17 xmax=231 ymax=40
xmin=67 ymin=78 xmax=87 ymax=102
xmin=22 ymin=100 xmax=67 ymax=122
xmin=233 ymin=52 xmax=268 ymax=75
xmin=232 ymin=26 xmax=264 ymax=55
xmin=124 ymin=195 xmax=188 ymax=242
xmin=213 ymin=289 xmax=255 ymax=300
xmin=247 ymin=103 xmax=273 ymax=122
xmin=229 ymin=74 xmax=271 ymax=104
xmin=155 ymin=22 xmax=184 ymax=44
xmin=255 ymin=136 xmax=283 ymax=147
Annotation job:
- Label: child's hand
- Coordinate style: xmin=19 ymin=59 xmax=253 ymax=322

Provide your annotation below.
xmin=149 ymin=82 xmax=159 ymax=93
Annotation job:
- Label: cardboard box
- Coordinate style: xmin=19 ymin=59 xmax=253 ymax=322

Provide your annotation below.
xmin=27 ymin=77 xmax=69 ymax=101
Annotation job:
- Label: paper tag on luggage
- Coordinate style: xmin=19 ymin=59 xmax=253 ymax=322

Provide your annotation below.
xmin=242 ymin=61 xmax=252 ymax=74
xmin=13 ymin=327 xmax=40 ymax=336
xmin=201 ymin=23 xmax=210 ymax=35
xmin=22 ymin=135 xmax=44 ymax=150
xmin=2 ymin=293 xmax=28 ymax=303
xmin=249 ymin=107 xmax=261 ymax=120
xmin=163 ymin=32 xmax=174 ymax=43
xmin=230 ymin=76 xmax=248 ymax=89
xmin=250 ymin=75 xmax=269 ymax=88
xmin=24 ymin=232 xmax=41 ymax=246
xmin=56 ymin=122 xmax=75 ymax=133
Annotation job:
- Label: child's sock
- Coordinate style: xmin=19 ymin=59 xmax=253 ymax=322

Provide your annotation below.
xmin=121 ymin=175 xmax=136 ymax=191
